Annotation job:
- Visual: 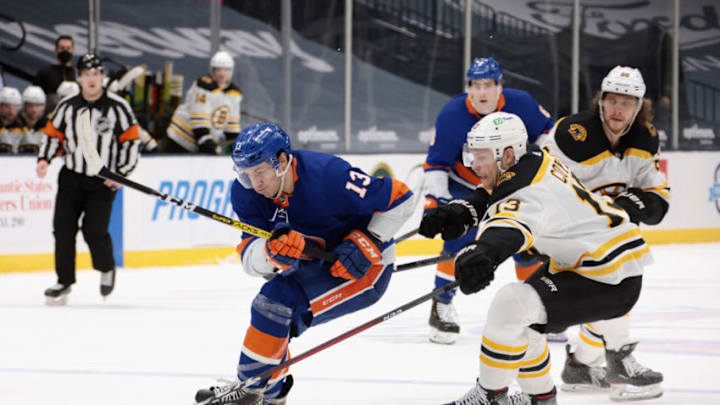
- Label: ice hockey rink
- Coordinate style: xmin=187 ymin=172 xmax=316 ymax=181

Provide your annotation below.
xmin=1 ymin=242 xmax=718 ymax=405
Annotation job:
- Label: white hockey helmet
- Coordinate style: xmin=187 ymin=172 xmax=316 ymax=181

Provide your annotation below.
xmin=22 ymin=86 xmax=46 ymax=105
xmin=56 ymin=81 xmax=80 ymax=99
xmin=599 ymin=66 xmax=646 ymax=136
xmin=601 ymin=66 xmax=646 ymax=99
xmin=210 ymin=50 xmax=234 ymax=71
xmin=463 ymin=112 xmax=528 ymax=170
xmin=0 ymin=86 xmax=22 ymax=105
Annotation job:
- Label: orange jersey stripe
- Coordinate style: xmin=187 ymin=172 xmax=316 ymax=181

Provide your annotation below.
xmin=236 ymin=237 xmax=257 ymax=259
xmin=310 ymin=264 xmax=384 ymax=315
xmin=422 ymin=162 xmax=450 ymax=171
xmin=464 ymin=93 xmax=506 ymax=119
xmin=438 ymin=260 xmax=455 ymax=277
xmin=453 ymin=162 xmax=483 ymax=186
xmin=43 ymin=120 xmax=65 ymax=143
xmin=388 ymin=178 xmax=411 ymax=208
xmin=119 ymin=124 xmax=140 ymax=143
xmin=243 ymin=325 xmax=288 ymax=361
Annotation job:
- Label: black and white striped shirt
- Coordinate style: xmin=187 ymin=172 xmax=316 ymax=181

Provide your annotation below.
xmin=39 ymin=91 xmax=141 ymax=177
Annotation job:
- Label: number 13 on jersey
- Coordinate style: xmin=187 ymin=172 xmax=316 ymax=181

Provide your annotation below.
xmin=345 ymin=170 xmax=371 ymax=198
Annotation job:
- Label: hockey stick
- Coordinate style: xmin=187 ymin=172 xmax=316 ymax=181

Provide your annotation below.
xmin=195 ymin=280 xmax=460 ymax=405
xmin=393 ymin=253 xmax=454 ymax=272
xmin=394 ymin=228 xmax=418 ymax=243
xmin=75 ymin=109 xmax=335 ymax=263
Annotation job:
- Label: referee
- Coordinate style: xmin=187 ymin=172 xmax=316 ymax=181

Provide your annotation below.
xmin=36 ymin=53 xmax=141 ymax=305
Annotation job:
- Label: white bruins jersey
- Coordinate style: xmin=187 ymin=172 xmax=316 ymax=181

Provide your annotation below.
xmin=479 ymin=147 xmax=653 ymax=285
xmin=542 ymin=111 xmax=670 ymax=203
xmin=167 ymin=75 xmax=242 ymax=152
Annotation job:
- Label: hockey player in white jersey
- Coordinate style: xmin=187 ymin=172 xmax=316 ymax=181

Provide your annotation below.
xmin=167 ymin=50 xmax=242 ymax=154
xmin=18 ymin=86 xmax=48 ymax=154
xmin=420 ymin=112 xmax=658 ymax=404
xmin=543 ymin=66 xmax=666 ymax=400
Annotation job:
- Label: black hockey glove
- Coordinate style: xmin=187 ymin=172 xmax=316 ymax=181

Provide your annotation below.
xmin=614 ymin=188 xmax=651 ymax=224
xmin=454 ymin=241 xmax=497 ymax=295
xmin=419 ymin=199 xmax=478 ymax=241
xmin=198 ymin=136 xmax=219 ymax=155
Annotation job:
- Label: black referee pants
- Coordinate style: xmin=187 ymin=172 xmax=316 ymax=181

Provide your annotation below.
xmin=53 ymin=167 xmax=117 ymax=285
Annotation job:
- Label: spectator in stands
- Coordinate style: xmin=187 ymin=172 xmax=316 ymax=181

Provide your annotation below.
xmin=0 ymin=87 xmax=25 ymax=154
xmin=166 ymin=50 xmax=242 ymax=154
xmin=18 ymin=86 xmax=48 ymax=154
xmin=34 ymin=35 xmax=76 ymax=111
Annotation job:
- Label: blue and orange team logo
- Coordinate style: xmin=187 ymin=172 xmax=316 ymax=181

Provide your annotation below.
xmin=711 ymin=163 xmax=720 ymax=214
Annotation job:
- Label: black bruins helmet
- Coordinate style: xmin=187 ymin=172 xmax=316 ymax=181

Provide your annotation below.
xmin=76 ymin=53 xmax=104 ymax=72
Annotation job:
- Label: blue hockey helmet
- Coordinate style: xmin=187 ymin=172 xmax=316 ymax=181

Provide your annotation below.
xmin=232 ymin=123 xmax=292 ymax=188
xmin=466 ymin=57 xmax=503 ymax=83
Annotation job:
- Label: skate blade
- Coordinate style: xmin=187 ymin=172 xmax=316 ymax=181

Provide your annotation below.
xmin=45 ymin=295 xmax=69 ymax=306
xmin=561 ymin=383 xmax=611 ymax=393
xmin=610 ymin=383 xmax=663 ymax=401
xmin=429 ymin=327 xmax=458 ymax=345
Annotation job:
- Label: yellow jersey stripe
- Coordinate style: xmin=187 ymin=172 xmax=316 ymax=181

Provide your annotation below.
xmin=580 ymin=150 xmax=613 ymax=166
xmin=530 ymin=152 xmax=551 ymax=185
xmin=552 ymin=228 xmax=642 ymax=272
xmin=481 ymin=218 xmax=535 ymax=251
xmin=580 ymin=330 xmax=605 ymax=348
xmin=624 ymin=147 xmax=653 ymax=159
xmin=574 ymin=245 xmax=650 ymax=277
xmin=517 ymin=367 xmax=551 ymax=379
xmin=482 ymin=336 xmax=528 ymax=354
xmin=480 ymin=354 xmax=524 ymax=369
xmin=519 ymin=344 xmax=549 ymax=367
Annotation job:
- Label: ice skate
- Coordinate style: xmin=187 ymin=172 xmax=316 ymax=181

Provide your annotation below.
xmin=442 ymin=379 xmax=509 ymax=405
xmin=194 ymin=380 xmax=263 ymax=405
xmin=262 ymin=375 xmax=293 ymax=405
xmin=561 ymin=344 xmax=610 ymax=392
xmin=44 ymin=283 xmax=71 ymax=306
xmin=100 ymin=269 xmax=115 ymax=297
xmin=429 ymin=298 xmax=460 ymax=344
xmin=508 ymin=387 xmax=558 ymax=405
xmin=606 ymin=342 xmax=663 ymax=401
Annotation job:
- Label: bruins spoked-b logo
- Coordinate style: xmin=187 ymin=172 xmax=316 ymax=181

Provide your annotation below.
xmin=211 ymin=105 xmax=230 ymax=129
xmin=569 ymin=124 xmax=587 ymax=142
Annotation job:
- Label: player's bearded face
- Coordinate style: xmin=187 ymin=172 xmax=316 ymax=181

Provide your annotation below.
xmin=245 ymin=161 xmax=282 ymax=198
xmin=468 ymin=79 xmax=500 ymax=115
xmin=602 ymin=93 xmax=637 ymax=134
xmin=24 ymin=103 xmax=45 ymax=121
xmin=469 ymin=148 xmax=499 ymax=190
xmin=0 ymin=103 xmax=19 ymax=122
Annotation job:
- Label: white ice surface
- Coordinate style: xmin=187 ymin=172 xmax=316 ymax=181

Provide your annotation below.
xmin=1 ymin=243 xmax=719 ymax=404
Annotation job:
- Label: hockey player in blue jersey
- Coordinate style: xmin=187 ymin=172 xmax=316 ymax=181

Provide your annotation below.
xmin=422 ymin=57 xmax=554 ymax=344
xmin=193 ymin=123 xmax=414 ymax=405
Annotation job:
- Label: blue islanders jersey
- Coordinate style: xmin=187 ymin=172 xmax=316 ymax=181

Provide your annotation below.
xmin=424 ymin=88 xmax=554 ymax=188
xmin=232 ymin=150 xmax=413 ymax=260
